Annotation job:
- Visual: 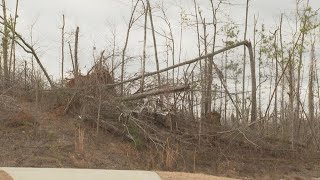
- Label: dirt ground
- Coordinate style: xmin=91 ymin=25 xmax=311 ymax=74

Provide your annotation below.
xmin=157 ymin=171 xmax=238 ymax=180
xmin=0 ymin=98 xmax=320 ymax=179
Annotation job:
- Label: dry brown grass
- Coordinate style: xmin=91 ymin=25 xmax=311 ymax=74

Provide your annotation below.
xmin=157 ymin=171 xmax=238 ymax=180
xmin=0 ymin=170 xmax=13 ymax=180
xmin=75 ymin=126 xmax=85 ymax=155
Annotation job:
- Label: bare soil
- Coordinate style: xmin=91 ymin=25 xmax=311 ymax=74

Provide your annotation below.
xmin=157 ymin=171 xmax=237 ymax=180
xmin=0 ymin=98 xmax=320 ymax=179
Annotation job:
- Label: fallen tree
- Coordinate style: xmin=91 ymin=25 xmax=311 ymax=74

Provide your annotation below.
xmin=120 ymin=85 xmax=190 ymax=101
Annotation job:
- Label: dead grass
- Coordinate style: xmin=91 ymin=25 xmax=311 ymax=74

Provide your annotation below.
xmin=0 ymin=95 xmax=320 ymax=179
xmin=0 ymin=170 xmax=13 ymax=180
xmin=157 ymin=171 xmax=238 ymax=180
xmin=75 ymin=126 xmax=85 ymax=155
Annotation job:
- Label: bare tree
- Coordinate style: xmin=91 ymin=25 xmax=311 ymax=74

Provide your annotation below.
xmin=207 ymin=0 xmax=219 ymax=116
xmin=9 ymin=0 xmax=19 ymax=81
xmin=140 ymin=1 xmax=148 ymax=93
xmin=273 ymin=29 xmax=279 ymax=133
xmin=242 ymin=0 xmax=250 ymax=123
xmin=146 ymin=0 xmax=161 ymax=86
xmin=308 ymin=38 xmax=315 ymax=124
xmin=121 ymin=0 xmax=140 ymax=95
xmin=61 ymin=14 xmax=65 ymax=84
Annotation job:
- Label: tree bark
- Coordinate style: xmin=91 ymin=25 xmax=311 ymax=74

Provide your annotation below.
xmin=61 ymin=15 xmax=65 ymax=85
xmin=74 ymin=26 xmax=79 ymax=77
xmin=308 ymin=40 xmax=315 ymax=125
xmin=2 ymin=0 xmax=9 ymax=85
xmin=9 ymin=0 xmax=19 ymax=81
xmin=140 ymin=2 xmax=148 ymax=93
xmin=146 ymin=0 xmax=160 ymax=86
xmin=121 ymin=85 xmax=189 ymax=101
xmin=242 ymin=0 xmax=250 ymax=123
xmin=273 ymin=30 xmax=279 ymax=134
xmin=208 ymin=0 xmax=217 ymax=116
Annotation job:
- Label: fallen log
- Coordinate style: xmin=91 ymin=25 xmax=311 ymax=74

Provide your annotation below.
xmin=120 ymin=85 xmax=190 ymax=101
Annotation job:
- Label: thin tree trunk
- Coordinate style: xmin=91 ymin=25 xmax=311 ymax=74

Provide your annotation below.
xmin=208 ymin=0 xmax=217 ymax=115
xmin=177 ymin=10 xmax=184 ymax=88
xmin=294 ymin=0 xmax=310 ymax=145
xmin=242 ymin=0 xmax=250 ymax=123
xmin=279 ymin=13 xmax=286 ymax=136
xmin=202 ymin=18 xmax=208 ymax=117
xmin=258 ymin=25 xmax=263 ymax=128
xmin=61 ymin=14 xmax=65 ymax=85
xmin=247 ymin=41 xmax=257 ymax=124
xmin=295 ymin=31 xmax=305 ymax=140
xmin=316 ymin=64 xmax=320 ymax=119
xmin=224 ymin=38 xmax=228 ymax=126
xmin=274 ymin=30 xmax=279 ymax=134
xmin=68 ymin=42 xmax=75 ymax=73
xmin=146 ymin=0 xmax=161 ymax=86
xmin=193 ymin=0 xmax=203 ymax=118
xmin=74 ymin=26 xmax=80 ymax=77
xmin=160 ymin=4 xmax=175 ymax=105
xmin=111 ymin=31 xmax=116 ymax=79
xmin=191 ymin=72 xmax=195 ymax=119
xmin=9 ymin=0 xmax=19 ymax=82
xmin=308 ymin=39 xmax=315 ymax=125
xmin=2 ymin=0 xmax=9 ymax=85
xmin=121 ymin=0 xmax=140 ymax=95
xmin=140 ymin=3 xmax=148 ymax=93
xmin=288 ymin=50 xmax=295 ymax=149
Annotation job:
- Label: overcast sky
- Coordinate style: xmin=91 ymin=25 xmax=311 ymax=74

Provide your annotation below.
xmin=5 ymin=0 xmax=320 ymax=80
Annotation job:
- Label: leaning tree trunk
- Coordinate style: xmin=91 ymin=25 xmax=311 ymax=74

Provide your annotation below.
xmin=279 ymin=13 xmax=286 ymax=137
xmin=107 ymin=41 xmax=256 ymax=124
xmin=146 ymin=0 xmax=161 ymax=87
xmin=121 ymin=0 xmax=140 ymax=95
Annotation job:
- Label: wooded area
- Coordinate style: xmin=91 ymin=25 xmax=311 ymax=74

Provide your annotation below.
xmin=0 ymin=0 xmax=320 ymax=178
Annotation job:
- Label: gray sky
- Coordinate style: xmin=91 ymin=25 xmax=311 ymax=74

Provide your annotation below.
xmin=5 ymin=0 xmax=320 ymax=80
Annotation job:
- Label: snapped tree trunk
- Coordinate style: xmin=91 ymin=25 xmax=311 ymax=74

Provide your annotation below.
xmin=208 ymin=0 xmax=217 ymax=116
xmin=108 ymin=40 xmax=257 ymax=123
xmin=242 ymin=0 xmax=250 ymax=123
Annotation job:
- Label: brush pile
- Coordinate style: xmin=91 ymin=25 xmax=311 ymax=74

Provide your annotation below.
xmin=56 ymin=62 xmax=224 ymax=151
